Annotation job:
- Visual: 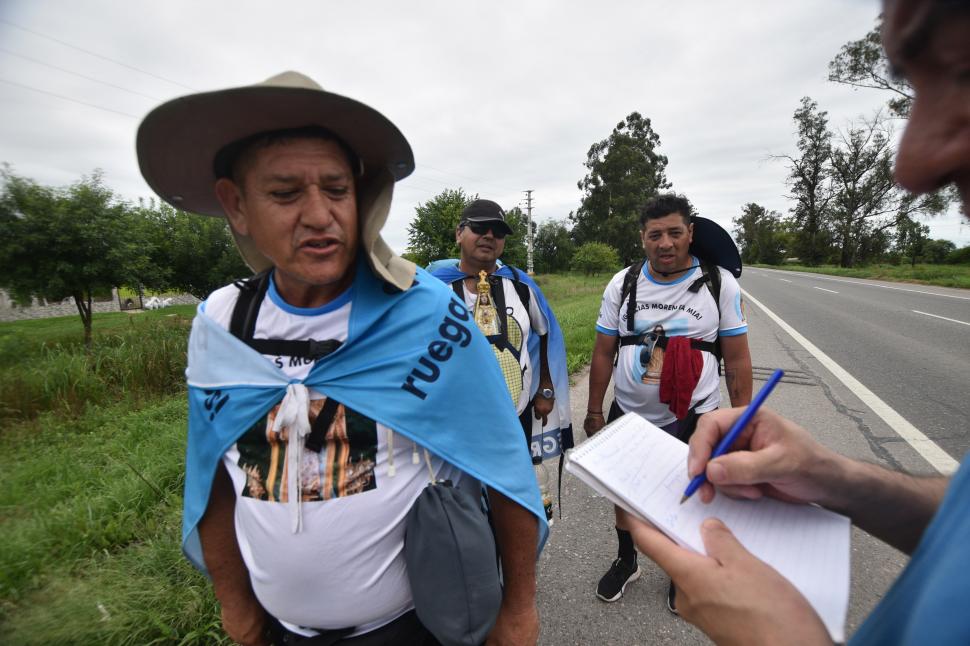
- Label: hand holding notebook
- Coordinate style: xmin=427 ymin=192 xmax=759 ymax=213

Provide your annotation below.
xmin=566 ymin=412 xmax=850 ymax=642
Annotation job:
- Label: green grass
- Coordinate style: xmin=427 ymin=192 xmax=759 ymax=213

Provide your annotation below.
xmin=752 ymin=263 xmax=970 ymax=289
xmin=0 ymin=309 xmax=194 ymax=421
xmin=0 ymin=398 xmax=226 ymax=645
xmin=0 ymin=274 xmax=608 ymax=644
xmin=533 ymin=272 xmax=613 ymax=375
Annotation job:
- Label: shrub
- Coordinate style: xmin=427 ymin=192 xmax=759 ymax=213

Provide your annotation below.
xmin=945 ymin=244 xmax=970 ymax=265
xmin=571 ymin=242 xmax=620 ymax=275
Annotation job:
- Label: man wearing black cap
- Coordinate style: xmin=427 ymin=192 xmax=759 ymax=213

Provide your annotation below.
xmin=448 ymin=199 xmax=554 ymax=433
xmin=584 ymin=192 xmax=752 ymax=609
xmin=137 ymin=72 xmax=546 ymax=646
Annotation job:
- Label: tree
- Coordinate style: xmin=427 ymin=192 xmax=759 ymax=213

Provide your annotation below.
xmin=405 ymin=188 xmax=472 ymax=267
xmin=0 ymin=169 xmax=151 ymax=345
xmin=534 ymin=219 xmax=574 ymax=274
xmin=733 ymin=203 xmax=787 ymax=265
xmin=781 ymin=97 xmax=834 ymax=265
xmin=923 ymin=239 xmax=956 ymax=264
xmin=500 ymin=206 xmax=531 ymax=269
xmin=827 ymin=113 xmax=947 ymax=267
xmin=895 ymin=215 xmax=930 ymax=266
xmin=828 ymin=22 xmax=913 ymax=118
xmin=571 ymin=242 xmax=620 ymax=275
xmin=570 ymin=112 xmax=670 ymax=265
xmin=136 ymin=199 xmax=250 ymax=299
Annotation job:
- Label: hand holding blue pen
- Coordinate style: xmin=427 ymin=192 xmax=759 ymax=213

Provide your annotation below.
xmin=680 ymin=369 xmax=785 ymax=504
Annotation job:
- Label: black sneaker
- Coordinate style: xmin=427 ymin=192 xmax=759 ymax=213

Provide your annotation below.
xmin=666 ymin=580 xmax=679 ymax=615
xmin=596 ymin=558 xmax=641 ymax=602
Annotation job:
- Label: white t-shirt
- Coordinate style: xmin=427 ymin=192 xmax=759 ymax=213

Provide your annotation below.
xmin=595 ymin=258 xmax=747 ymax=427
xmin=203 ymin=276 xmax=464 ymax=636
xmin=460 ymin=276 xmax=549 ymax=414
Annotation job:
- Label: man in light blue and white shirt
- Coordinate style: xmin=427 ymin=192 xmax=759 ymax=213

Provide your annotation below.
xmin=584 ymin=193 xmax=752 ymax=608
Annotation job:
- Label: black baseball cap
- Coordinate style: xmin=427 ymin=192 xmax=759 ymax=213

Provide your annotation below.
xmin=459 ymin=199 xmax=513 ymax=235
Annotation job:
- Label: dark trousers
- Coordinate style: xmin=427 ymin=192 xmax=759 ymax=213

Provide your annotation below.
xmin=607 ymin=400 xmax=704 ymax=444
xmin=268 ymin=610 xmax=441 ymax=646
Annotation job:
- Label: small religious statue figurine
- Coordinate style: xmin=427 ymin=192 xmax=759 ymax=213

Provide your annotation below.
xmin=473 ymin=270 xmax=500 ymax=337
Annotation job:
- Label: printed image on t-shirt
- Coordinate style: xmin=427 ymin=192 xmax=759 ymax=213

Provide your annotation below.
xmin=632 ymin=317 xmax=690 ymax=384
xmin=237 ymin=398 xmax=378 ymax=502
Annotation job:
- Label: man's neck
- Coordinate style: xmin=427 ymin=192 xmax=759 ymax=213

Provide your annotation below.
xmin=459 ymin=258 xmax=498 ymax=277
xmin=646 ymin=257 xmax=695 ymax=282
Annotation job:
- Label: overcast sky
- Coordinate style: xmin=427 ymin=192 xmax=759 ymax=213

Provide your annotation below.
xmin=2 ymin=0 xmax=967 ymax=254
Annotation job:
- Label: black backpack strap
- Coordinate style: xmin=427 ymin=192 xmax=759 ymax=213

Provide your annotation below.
xmin=230 ymin=270 xmax=272 ymax=341
xmin=619 ymin=260 xmax=644 ymax=334
xmin=686 ymin=261 xmax=724 ymax=368
xmin=228 ymin=269 xmax=342 ymax=361
xmin=451 ymin=278 xmax=464 ymax=301
xmin=508 ymin=266 xmax=532 ymax=315
xmin=486 ymin=273 xmax=509 ymax=340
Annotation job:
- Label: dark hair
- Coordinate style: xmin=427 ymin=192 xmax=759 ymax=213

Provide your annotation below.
xmin=638 ymin=193 xmax=692 ymax=228
xmin=213 ymin=125 xmax=362 ymax=184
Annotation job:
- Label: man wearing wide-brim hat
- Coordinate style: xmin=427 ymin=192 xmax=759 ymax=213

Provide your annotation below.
xmin=138 ymin=71 xmax=547 ymax=646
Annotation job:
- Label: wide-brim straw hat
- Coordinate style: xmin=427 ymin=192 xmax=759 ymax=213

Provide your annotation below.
xmin=136 ymin=70 xmax=417 ymax=290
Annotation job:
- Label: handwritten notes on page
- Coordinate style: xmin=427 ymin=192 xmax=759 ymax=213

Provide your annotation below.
xmin=566 ymin=412 xmax=850 ymax=642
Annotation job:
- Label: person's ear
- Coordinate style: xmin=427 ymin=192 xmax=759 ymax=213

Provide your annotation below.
xmin=687 ymin=222 xmax=694 ymax=244
xmin=215 ymin=178 xmax=249 ymax=236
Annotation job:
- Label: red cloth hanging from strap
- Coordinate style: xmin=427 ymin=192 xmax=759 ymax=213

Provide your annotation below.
xmin=659 ymin=336 xmax=704 ymax=420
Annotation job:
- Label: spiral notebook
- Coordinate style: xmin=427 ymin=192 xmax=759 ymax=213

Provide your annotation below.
xmin=566 ymin=413 xmax=850 ymax=642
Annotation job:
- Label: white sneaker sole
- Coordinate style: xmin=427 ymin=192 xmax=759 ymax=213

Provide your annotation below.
xmin=596 ymin=566 xmax=642 ymax=602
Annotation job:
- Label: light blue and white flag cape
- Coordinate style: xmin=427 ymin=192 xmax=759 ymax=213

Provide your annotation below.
xmin=183 ymin=260 xmax=548 ymax=574
xmin=430 ymin=262 xmax=574 ymax=462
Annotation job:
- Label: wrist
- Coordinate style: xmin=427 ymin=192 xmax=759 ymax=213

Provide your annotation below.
xmin=586 ymin=410 xmax=603 ymax=416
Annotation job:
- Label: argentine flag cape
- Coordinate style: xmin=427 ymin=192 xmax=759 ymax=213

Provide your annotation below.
xmin=431 ymin=263 xmax=574 ymax=462
xmin=183 ymin=260 xmax=548 ymax=573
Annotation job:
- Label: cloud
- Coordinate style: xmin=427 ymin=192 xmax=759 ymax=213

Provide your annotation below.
xmin=1 ymin=0 xmax=965 ymax=255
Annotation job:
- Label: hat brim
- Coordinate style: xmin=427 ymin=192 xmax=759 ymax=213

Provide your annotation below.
xmin=135 ymin=75 xmax=417 ymax=291
xmin=136 ymin=83 xmax=414 ymax=217
xmin=689 ymin=216 xmax=742 ymax=278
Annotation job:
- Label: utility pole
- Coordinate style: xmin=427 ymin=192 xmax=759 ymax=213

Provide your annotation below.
xmin=523 ymin=189 xmax=534 ymax=274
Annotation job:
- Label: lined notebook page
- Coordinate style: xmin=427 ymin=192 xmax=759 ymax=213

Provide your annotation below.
xmin=567 ymin=413 xmax=850 ymax=642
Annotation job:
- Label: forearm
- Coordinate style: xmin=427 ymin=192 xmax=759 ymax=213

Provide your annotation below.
xmin=538 ymin=334 xmax=552 ymax=387
xmin=720 ymin=335 xmax=752 ymax=407
xmin=819 ymin=454 xmax=948 ymax=554
xmin=200 ymin=463 xmax=269 ymax=645
xmin=724 ymin=363 xmax=752 ymax=407
xmin=586 ymin=344 xmax=614 ymax=413
xmin=487 ymin=488 xmax=538 ymax=608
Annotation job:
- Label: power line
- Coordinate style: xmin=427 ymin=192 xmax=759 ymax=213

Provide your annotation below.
xmin=0 ymin=18 xmax=196 ymax=91
xmin=420 ymin=163 xmax=520 ymax=195
xmin=0 ymin=77 xmax=139 ymax=119
xmin=0 ymin=47 xmax=166 ymax=101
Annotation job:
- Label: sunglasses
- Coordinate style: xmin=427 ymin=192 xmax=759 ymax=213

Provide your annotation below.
xmin=466 ymin=222 xmax=508 ymax=239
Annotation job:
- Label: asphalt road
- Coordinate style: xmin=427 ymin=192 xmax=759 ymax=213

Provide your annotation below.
xmin=742 ymin=268 xmax=970 ymax=462
xmin=535 ymin=270 xmax=969 ymax=645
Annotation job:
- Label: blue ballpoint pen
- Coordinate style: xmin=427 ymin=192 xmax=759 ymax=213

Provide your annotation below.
xmin=680 ymin=368 xmax=785 ymax=504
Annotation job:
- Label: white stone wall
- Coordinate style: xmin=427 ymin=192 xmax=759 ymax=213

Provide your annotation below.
xmin=0 ymin=289 xmax=199 ymax=322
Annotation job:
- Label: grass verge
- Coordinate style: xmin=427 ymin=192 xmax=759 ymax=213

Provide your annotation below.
xmin=752 ymin=263 xmax=970 ymax=289
xmin=533 ymin=272 xmax=612 ymax=375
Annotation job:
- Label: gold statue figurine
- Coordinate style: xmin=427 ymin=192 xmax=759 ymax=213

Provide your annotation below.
xmin=473 ymin=270 xmax=500 ymax=336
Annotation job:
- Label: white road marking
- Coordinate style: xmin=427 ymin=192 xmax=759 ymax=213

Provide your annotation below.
xmin=813 ymin=286 xmax=839 ymax=294
xmin=913 ymin=310 xmax=970 ymax=327
xmin=742 ymin=289 xmax=959 ymax=475
xmin=756 ymin=268 xmax=970 ymax=301
xmin=779 ymin=278 xmax=792 ymax=283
